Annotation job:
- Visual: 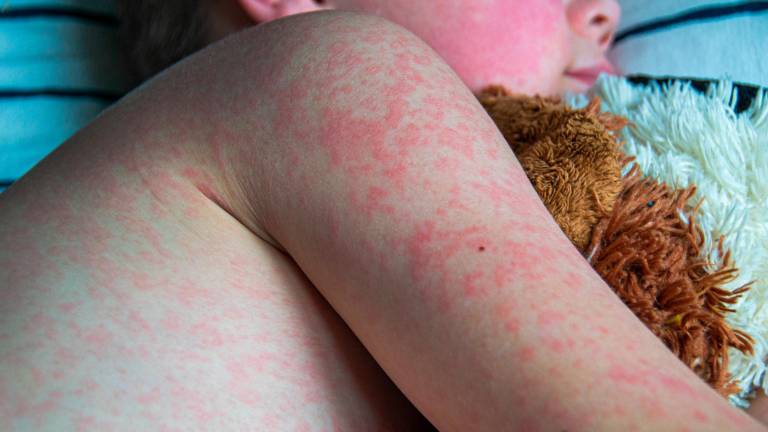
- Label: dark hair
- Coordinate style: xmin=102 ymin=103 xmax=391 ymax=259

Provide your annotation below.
xmin=117 ymin=0 xmax=209 ymax=80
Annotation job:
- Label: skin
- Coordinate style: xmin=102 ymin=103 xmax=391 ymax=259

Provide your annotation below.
xmin=227 ymin=0 xmax=620 ymax=95
xmin=1 ymin=11 xmax=766 ymax=431
xmin=330 ymin=0 xmax=619 ymax=94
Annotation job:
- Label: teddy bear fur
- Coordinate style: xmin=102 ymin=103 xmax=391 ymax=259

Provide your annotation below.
xmin=477 ymin=86 xmax=754 ymax=397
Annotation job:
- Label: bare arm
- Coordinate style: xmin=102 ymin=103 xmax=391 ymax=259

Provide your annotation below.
xmin=6 ymin=10 xmax=757 ymax=430
xmin=168 ymin=11 xmax=763 ymax=431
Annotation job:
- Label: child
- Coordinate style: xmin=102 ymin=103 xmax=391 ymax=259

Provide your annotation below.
xmin=119 ymin=0 xmax=618 ymax=95
xmin=0 ymin=1 xmax=764 ymax=430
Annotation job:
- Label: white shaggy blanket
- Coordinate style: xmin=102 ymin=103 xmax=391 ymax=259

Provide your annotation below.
xmin=569 ymin=76 xmax=768 ymax=408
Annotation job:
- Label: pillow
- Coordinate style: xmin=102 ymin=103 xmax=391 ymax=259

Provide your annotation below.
xmin=609 ymin=0 xmax=768 ymax=88
xmin=0 ymin=0 xmax=134 ymax=192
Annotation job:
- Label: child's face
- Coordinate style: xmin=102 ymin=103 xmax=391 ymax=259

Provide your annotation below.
xmin=336 ymin=0 xmax=620 ymax=95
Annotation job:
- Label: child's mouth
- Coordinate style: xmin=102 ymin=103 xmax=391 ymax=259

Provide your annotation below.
xmin=565 ymin=63 xmax=616 ymax=87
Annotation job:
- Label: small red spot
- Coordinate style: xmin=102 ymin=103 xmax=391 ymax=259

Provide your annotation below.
xmin=537 ymin=311 xmax=566 ymax=327
xmin=478 ymin=246 xmax=485 ymax=252
xmin=693 ymin=409 xmax=708 ymax=422
xmin=543 ymin=335 xmax=566 ymax=353
xmin=519 ymin=345 xmax=536 ymax=361
xmin=56 ymin=302 xmax=78 ymax=313
xmin=505 ymin=318 xmax=521 ymax=334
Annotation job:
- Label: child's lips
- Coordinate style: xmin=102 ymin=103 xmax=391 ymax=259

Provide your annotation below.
xmin=565 ymin=63 xmax=616 ymax=86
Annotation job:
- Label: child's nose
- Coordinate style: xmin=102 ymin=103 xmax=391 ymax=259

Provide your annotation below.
xmin=566 ymin=0 xmax=621 ymax=51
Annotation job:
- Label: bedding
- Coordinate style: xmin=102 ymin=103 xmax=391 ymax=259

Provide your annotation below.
xmin=479 ymin=77 xmax=767 ymax=407
xmin=568 ymin=75 xmax=768 ymax=408
xmin=606 ymin=1 xmax=768 ymax=405
xmin=610 ymin=0 xmax=768 ymax=87
xmin=0 ymin=0 xmax=133 ymax=192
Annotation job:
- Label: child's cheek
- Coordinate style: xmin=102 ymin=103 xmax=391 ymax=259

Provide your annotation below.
xmin=426 ymin=0 xmax=568 ymax=93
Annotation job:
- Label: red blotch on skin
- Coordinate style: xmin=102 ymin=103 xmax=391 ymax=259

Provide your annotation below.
xmin=405 ymin=221 xmax=496 ymax=309
xmin=437 ymin=185 xmax=472 ymax=216
xmin=471 ymin=178 xmax=524 ymax=212
xmin=137 ymin=387 xmax=163 ymax=406
xmin=493 ymin=302 xmax=521 ymax=334
xmin=130 ymin=271 xmax=154 ymax=291
xmin=563 ymin=271 xmax=585 ymax=291
xmin=486 ymin=146 xmax=500 ymax=160
xmin=83 ymin=325 xmax=113 ymax=350
xmin=127 ymin=310 xmax=152 ymax=334
xmin=658 ymin=375 xmax=698 ymax=399
xmin=54 ymin=347 xmax=79 ymax=367
xmin=607 ymin=365 xmax=648 ymax=387
xmin=422 ymin=95 xmax=448 ymax=122
xmin=56 ymin=302 xmax=78 ymax=314
xmin=462 ymin=270 xmax=485 ymax=298
xmin=537 ymin=311 xmax=566 ymax=327
xmin=519 ymin=345 xmax=536 ymax=361
xmin=494 ymin=301 xmax=514 ymax=320
xmin=437 ymin=128 xmax=475 ymax=160
xmin=160 ymin=312 xmax=183 ymax=333
xmin=492 ymin=241 xmax=548 ymax=289
xmin=358 ymin=186 xmax=395 ymax=216
xmin=191 ymin=321 xmax=226 ymax=348
xmin=168 ymin=382 xmax=217 ymax=424
xmin=30 ymin=367 xmax=45 ymax=385
xmin=693 ymin=409 xmax=708 ymax=422
xmin=504 ymin=317 xmax=521 ymax=334
xmin=24 ymin=312 xmax=58 ymax=342
xmin=542 ymin=335 xmax=566 ymax=354
xmin=394 ymin=50 xmax=427 ymax=85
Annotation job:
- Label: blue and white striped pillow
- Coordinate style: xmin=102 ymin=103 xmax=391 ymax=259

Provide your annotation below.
xmin=0 ymin=0 xmax=134 ymax=192
xmin=610 ymin=0 xmax=768 ymax=87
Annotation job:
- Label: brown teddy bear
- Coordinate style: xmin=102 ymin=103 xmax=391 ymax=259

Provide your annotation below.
xmin=478 ymin=85 xmax=754 ymax=397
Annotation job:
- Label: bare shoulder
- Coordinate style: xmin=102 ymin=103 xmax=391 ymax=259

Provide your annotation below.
xmin=0 ymin=11 xmax=439 ymax=429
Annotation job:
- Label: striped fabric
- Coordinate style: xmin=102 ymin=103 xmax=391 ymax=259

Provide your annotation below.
xmin=610 ymin=0 xmax=768 ymax=88
xmin=0 ymin=0 xmax=133 ymax=192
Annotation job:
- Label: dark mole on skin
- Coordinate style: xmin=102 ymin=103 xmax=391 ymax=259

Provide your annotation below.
xmin=478 ymin=246 xmax=485 ymax=252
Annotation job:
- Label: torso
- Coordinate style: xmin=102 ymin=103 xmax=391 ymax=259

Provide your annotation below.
xmin=0 ymin=102 xmax=431 ymax=430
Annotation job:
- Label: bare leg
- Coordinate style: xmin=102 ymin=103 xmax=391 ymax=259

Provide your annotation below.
xmin=0 ymin=10 xmax=764 ymax=432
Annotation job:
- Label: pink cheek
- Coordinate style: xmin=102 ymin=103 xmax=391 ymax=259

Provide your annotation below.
xmin=426 ymin=0 xmax=566 ymax=92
